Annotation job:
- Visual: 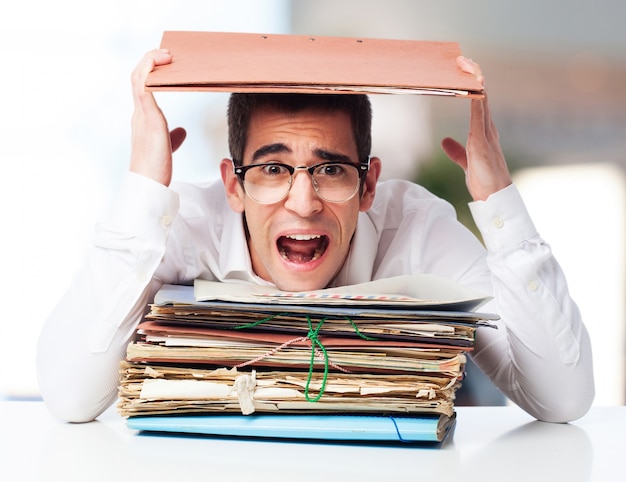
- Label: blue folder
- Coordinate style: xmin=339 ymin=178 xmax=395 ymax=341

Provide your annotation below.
xmin=127 ymin=412 xmax=456 ymax=444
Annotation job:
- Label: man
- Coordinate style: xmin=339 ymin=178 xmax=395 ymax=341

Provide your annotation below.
xmin=37 ymin=49 xmax=594 ymax=423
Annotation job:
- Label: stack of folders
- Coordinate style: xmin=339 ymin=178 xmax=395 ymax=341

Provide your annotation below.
xmin=118 ymin=275 xmax=498 ymax=444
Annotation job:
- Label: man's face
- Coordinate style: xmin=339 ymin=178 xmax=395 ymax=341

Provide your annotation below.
xmin=221 ymin=106 xmax=380 ymax=291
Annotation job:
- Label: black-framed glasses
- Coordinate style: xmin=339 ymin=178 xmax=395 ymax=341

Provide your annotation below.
xmin=234 ymin=159 xmax=370 ymax=204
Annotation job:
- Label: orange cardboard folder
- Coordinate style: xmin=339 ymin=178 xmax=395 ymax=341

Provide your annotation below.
xmin=146 ymin=31 xmax=484 ymax=98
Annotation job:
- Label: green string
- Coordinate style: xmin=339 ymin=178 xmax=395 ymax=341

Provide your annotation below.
xmin=232 ymin=313 xmax=291 ymax=330
xmin=341 ymin=316 xmax=378 ymax=341
xmin=303 ymin=315 xmax=329 ymax=402
xmin=231 ymin=312 xmax=378 ymax=402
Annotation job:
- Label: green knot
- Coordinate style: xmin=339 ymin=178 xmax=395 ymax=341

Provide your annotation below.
xmin=232 ymin=312 xmax=378 ymax=403
xmin=304 ymin=315 xmax=328 ymax=402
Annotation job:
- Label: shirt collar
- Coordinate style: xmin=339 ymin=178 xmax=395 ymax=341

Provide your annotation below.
xmin=330 ymin=211 xmax=378 ymax=287
xmin=219 ymin=209 xmax=274 ymax=286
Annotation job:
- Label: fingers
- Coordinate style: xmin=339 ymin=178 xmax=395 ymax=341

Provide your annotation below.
xmin=170 ymin=127 xmax=187 ymax=153
xmin=469 ymin=95 xmax=488 ymax=146
xmin=456 ymin=56 xmax=495 ymax=144
xmin=131 ymin=49 xmax=172 ymax=107
xmin=456 ymin=56 xmax=484 ymax=86
xmin=131 ymin=49 xmax=172 ymax=82
xmin=441 ymin=137 xmax=468 ymax=171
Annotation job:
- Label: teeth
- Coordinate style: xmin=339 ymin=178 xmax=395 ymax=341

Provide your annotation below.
xmin=285 ymin=234 xmax=321 ymax=241
xmin=279 ymin=235 xmax=325 ymax=262
xmin=279 ymin=247 xmax=324 ymax=262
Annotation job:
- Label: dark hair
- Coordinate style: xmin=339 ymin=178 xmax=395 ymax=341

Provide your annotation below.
xmin=227 ymin=93 xmax=372 ymax=166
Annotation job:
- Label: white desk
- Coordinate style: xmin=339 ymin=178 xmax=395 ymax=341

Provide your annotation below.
xmin=1 ymin=401 xmax=623 ymax=481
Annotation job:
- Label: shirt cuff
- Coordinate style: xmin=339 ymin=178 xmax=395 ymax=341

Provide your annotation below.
xmin=104 ymin=172 xmax=180 ymax=238
xmin=468 ymin=183 xmax=539 ymax=253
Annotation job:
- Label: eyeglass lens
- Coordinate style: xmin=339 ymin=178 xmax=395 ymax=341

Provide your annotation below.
xmin=243 ymin=163 xmax=361 ymax=204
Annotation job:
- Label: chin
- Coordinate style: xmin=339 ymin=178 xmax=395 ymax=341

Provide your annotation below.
xmin=272 ymin=274 xmax=331 ymax=292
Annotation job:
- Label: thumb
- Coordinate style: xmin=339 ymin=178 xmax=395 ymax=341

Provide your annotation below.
xmin=170 ymin=127 xmax=187 ymax=153
xmin=441 ymin=137 xmax=468 ymax=171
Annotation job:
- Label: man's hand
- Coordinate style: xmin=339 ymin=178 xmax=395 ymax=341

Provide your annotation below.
xmin=441 ymin=56 xmax=512 ymax=201
xmin=130 ymin=49 xmax=186 ymax=186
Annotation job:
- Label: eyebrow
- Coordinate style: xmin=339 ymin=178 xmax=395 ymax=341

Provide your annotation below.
xmin=251 ymin=143 xmax=353 ymax=164
xmin=251 ymin=143 xmax=291 ymax=162
xmin=314 ymin=148 xmax=353 ymax=163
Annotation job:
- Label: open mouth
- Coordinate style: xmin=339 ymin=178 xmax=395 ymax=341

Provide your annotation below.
xmin=277 ymin=234 xmax=329 ymax=263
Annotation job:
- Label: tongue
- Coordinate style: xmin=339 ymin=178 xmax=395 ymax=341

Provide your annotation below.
xmin=280 ymin=237 xmax=320 ymax=263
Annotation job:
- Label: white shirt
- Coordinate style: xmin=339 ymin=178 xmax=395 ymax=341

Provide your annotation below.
xmin=37 ymin=172 xmax=594 ymax=423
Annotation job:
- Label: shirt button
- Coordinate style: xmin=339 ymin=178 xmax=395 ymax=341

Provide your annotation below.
xmin=161 ymin=214 xmax=172 ymax=227
xmin=493 ymin=217 xmax=504 ymax=229
xmin=528 ymin=280 xmax=538 ymax=292
xmin=137 ymin=272 xmax=147 ymax=282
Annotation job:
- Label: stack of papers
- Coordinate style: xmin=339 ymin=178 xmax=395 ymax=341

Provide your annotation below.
xmin=118 ymin=275 xmax=498 ymax=443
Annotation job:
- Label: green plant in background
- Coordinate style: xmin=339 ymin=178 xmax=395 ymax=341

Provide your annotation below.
xmin=414 ymin=149 xmax=482 ymax=243
xmin=415 ymin=148 xmax=523 ymax=246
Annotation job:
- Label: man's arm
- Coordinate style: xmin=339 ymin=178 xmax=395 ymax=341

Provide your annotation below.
xmin=36 ymin=175 xmax=179 ymax=422
xmin=441 ymin=57 xmax=594 ymax=422
xmin=36 ymin=51 xmax=185 ymax=423
xmin=468 ymin=185 xmax=595 ymax=422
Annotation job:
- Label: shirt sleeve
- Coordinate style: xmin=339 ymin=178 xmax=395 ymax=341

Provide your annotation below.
xmin=36 ymin=172 xmax=180 ymax=423
xmin=469 ymin=184 xmax=595 ymax=423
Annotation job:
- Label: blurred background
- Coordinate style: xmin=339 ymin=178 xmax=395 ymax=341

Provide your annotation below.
xmin=1 ymin=0 xmax=624 ymax=407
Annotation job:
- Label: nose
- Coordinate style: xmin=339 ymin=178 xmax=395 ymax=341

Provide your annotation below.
xmin=283 ymin=169 xmax=323 ymax=217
